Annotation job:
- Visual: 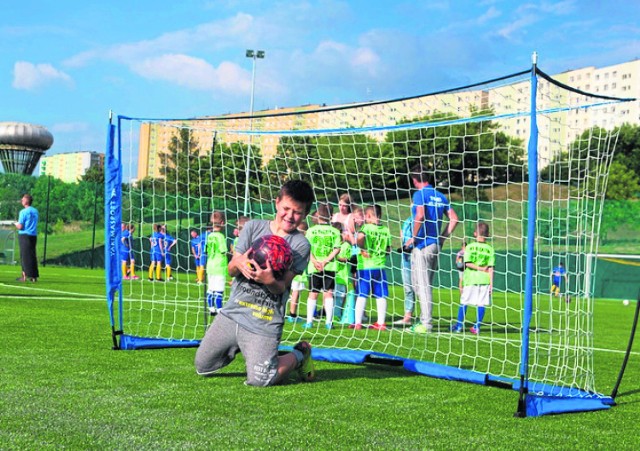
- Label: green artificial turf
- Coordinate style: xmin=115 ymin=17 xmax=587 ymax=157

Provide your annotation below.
xmin=1 ymin=264 xmax=638 ymax=449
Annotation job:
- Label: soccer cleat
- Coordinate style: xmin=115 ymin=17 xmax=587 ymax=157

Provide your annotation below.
xmin=348 ymin=324 xmax=363 ymax=330
xmin=209 ymin=307 xmax=218 ymax=316
xmin=302 ymin=322 xmax=314 ymax=329
xmin=131 ymin=275 xmax=140 ymax=280
xmin=393 ymin=318 xmax=412 ymax=326
xmin=286 ymin=316 xmax=296 ymax=323
xmin=157 ymin=278 xmax=165 ymax=282
xmin=408 ymin=323 xmax=431 ymax=335
xmin=470 ymin=326 xmax=479 ymax=335
xmin=123 ymin=275 xmax=130 ymax=280
xmin=168 ymin=277 xmax=174 ymax=281
xmin=148 ymin=278 xmax=154 ymax=282
xmin=369 ymin=323 xmax=387 ymax=331
xmin=450 ymin=325 xmax=463 ymax=333
xmin=294 ymin=341 xmax=315 ymax=382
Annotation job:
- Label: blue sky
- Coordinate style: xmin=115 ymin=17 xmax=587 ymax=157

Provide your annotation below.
xmin=2 ymin=0 xmax=639 ymax=158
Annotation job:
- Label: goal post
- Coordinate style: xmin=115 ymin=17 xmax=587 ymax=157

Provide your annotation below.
xmin=105 ymin=60 xmax=635 ymax=416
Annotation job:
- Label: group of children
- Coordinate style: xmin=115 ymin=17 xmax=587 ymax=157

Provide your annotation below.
xmin=285 ymin=199 xmax=393 ymax=331
xmin=123 ymin=198 xmax=572 ymax=336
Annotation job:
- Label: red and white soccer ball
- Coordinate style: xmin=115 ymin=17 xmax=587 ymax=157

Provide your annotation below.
xmin=248 ymin=234 xmax=293 ymax=280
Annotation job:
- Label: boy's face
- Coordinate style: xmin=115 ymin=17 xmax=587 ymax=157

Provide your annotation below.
xmin=354 ymin=211 xmax=364 ymax=227
xmin=365 ymin=211 xmax=378 ymax=224
xmin=275 ymin=195 xmax=308 ymax=234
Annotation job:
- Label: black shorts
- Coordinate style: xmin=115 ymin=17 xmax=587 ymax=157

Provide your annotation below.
xmin=309 ymin=271 xmax=336 ymax=293
xmin=349 ymin=254 xmax=358 ymax=275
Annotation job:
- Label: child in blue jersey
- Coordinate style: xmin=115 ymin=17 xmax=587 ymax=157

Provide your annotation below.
xmin=161 ymin=225 xmax=177 ymax=281
xmin=351 ymin=204 xmax=392 ymax=331
xmin=148 ymin=224 xmax=165 ymax=282
xmin=551 ymin=262 xmax=568 ymax=297
xmin=121 ymin=223 xmax=139 ymax=280
xmin=190 ymin=230 xmax=204 ymax=284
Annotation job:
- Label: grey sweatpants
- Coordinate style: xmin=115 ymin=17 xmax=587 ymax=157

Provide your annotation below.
xmin=194 ymin=313 xmax=280 ymax=387
xmin=410 ymin=244 xmax=439 ymax=328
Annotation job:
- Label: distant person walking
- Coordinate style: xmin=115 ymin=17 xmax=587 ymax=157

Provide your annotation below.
xmin=15 ymin=194 xmax=39 ymax=282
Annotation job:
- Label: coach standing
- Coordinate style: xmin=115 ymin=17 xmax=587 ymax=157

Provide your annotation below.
xmin=404 ymin=163 xmax=458 ymax=334
xmin=15 ymin=193 xmax=39 ymax=283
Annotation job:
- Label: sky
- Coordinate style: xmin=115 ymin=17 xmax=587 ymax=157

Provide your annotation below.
xmin=2 ymin=0 xmax=639 ymax=160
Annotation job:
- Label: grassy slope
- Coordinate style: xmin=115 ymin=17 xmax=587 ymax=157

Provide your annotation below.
xmin=0 ymin=265 xmax=639 ymax=449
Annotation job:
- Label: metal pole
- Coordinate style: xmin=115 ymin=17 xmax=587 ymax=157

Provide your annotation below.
xmin=242 ymin=50 xmax=264 ymax=216
xmin=90 ymin=181 xmax=99 ymax=269
xmin=41 ymin=175 xmax=51 ymax=266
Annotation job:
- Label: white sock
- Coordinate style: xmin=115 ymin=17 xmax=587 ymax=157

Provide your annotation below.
xmin=307 ymin=296 xmax=317 ymax=323
xmin=355 ymin=297 xmax=367 ymax=324
xmin=324 ymin=297 xmax=334 ymax=325
xmin=376 ymin=297 xmax=387 ymax=325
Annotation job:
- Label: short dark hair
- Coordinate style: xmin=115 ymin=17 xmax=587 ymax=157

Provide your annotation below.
xmin=476 ymin=221 xmax=490 ymax=238
xmin=278 ymin=180 xmax=315 ymax=214
xmin=365 ymin=204 xmax=382 ymax=219
xmin=316 ymin=203 xmax=333 ymax=222
xmin=22 ymin=194 xmax=33 ymax=205
xmin=410 ymin=163 xmax=431 ymax=184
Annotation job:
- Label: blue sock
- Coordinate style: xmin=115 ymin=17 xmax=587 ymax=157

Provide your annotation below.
xmin=206 ymin=292 xmax=214 ymax=308
xmin=214 ymin=292 xmax=224 ymax=309
xmin=476 ymin=307 xmax=486 ymax=329
xmin=456 ymin=305 xmax=467 ymax=328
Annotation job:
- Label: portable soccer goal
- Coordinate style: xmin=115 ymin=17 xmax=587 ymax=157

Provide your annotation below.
xmin=0 ymin=220 xmax=17 ymax=265
xmin=105 ymin=56 xmax=636 ymax=417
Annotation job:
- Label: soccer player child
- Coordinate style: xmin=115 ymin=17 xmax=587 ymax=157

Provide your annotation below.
xmin=456 ymin=241 xmax=467 ymax=293
xmin=351 ymin=204 xmax=392 ymax=331
xmin=451 ymin=221 xmax=494 ymax=335
xmin=551 ymin=262 xmax=568 ymax=297
xmin=287 ymin=220 xmax=308 ymax=323
xmin=205 ymin=211 xmax=228 ymax=315
xmin=121 ymin=223 xmax=139 ymax=280
xmin=190 ymin=230 xmax=205 ymax=284
xmin=304 ymin=203 xmax=342 ymax=330
xmin=231 ymin=216 xmax=250 ymax=254
xmin=195 ymin=179 xmax=316 ymax=387
xmin=148 ymin=224 xmax=165 ymax=282
xmin=333 ymin=222 xmax=352 ymax=322
xmin=161 ymin=225 xmax=177 ymax=281
xmin=394 ymin=217 xmax=415 ymax=326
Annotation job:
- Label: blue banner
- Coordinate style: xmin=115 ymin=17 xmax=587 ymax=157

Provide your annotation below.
xmin=105 ymin=122 xmax=121 ymax=322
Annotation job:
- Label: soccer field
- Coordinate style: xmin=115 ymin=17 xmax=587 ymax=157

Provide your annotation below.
xmin=1 ymin=264 xmax=638 ymax=449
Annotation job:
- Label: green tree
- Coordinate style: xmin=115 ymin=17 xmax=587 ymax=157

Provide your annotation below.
xmin=387 ymin=110 xmax=526 ymax=192
xmin=605 ymin=160 xmax=640 ymax=200
xmin=80 ymin=165 xmax=105 ymax=185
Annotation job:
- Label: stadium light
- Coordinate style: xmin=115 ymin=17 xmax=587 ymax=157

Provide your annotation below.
xmin=243 ymin=49 xmax=265 ymax=215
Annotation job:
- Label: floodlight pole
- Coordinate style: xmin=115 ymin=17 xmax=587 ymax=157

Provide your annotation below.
xmin=243 ymin=49 xmax=265 ymax=216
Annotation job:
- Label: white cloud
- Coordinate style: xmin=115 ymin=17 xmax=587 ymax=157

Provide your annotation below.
xmin=131 ymin=54 xmax=252 ymax=93
xmin=64 ymin=13 xmax=255 ymax=69
xmin=12 ymin=61 xmax=73 ymax=90
xmin=478 ymin=6 xmax=501 ymax=24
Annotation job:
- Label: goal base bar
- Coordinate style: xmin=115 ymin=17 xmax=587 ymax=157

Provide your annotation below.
xmin=305 ymin=347 xmax=613 ymax=417
xmin=118 ymin=334 xmax=201 ymax=350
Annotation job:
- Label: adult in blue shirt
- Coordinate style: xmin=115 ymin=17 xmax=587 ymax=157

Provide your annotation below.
xmin=404 ymin=164 xmax=458 ymax=334
xmin=15 ymin=194 xmax=39 ymax=282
